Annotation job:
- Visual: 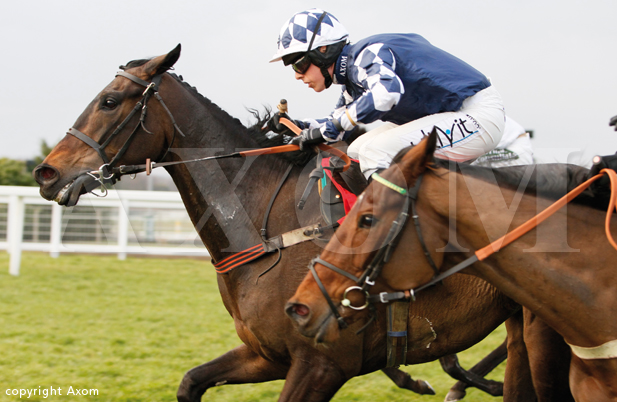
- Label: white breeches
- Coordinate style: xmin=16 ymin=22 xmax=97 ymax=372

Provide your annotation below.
xmin=347 ymin=85 xmax=506 ymax=179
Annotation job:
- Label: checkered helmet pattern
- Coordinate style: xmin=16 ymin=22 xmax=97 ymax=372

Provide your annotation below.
xmin=270 ymin=8 xmax=349 ymax=63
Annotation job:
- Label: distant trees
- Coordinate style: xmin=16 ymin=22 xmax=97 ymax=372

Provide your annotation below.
xmin=1 ymin=140 xmax=54 ymax=186
xmin=0 ymin=158 xmax=37 ymax=186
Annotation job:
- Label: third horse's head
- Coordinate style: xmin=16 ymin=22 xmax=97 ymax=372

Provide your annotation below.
xmin=286 ymin=132 xmax=446 ymax=343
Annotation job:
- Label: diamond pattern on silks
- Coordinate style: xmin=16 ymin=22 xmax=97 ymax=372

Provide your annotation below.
xmin=276 ymin=8 xmax=348 ymax=55
xmin=305 ymin=33 xmax=491 ymax=142
xmin=323 ymin=43 xmax=403 ymax=140
xmin=282 ymin=9 xmax=335 ymax=49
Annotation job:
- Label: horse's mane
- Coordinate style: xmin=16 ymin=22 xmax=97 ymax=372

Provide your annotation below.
xmin=391 ymin=146 xmax=604 ymax=209
xmin=120 ymin=59 xmax=312 ymax=167
xmin=444 ymin=159 xmax=607 ymax=209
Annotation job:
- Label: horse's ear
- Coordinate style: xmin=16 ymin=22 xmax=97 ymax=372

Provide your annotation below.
xmin=144 ymin=44 xmax=182 ymax=78
xmin=399 ymin=127 xmax=437 ymax=183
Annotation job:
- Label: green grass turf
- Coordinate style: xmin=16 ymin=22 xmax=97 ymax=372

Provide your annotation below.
xmin=0 ymin=252 xmax=505 ymax=401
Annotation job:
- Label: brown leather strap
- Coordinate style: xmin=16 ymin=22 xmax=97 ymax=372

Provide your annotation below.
xmin=67 ymin=128 xmax=110 ymax=164
xmin=213 ymin=244 xmax=267 ymax=274
xmin=115 ymin=70 xmax=152 ymax=88
xmin=386 ymin=301 xmax=409 ymax=367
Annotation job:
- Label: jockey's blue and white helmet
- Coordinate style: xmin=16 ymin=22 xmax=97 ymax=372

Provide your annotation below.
xmin=269 ymin=8 xmax=349 ymax=63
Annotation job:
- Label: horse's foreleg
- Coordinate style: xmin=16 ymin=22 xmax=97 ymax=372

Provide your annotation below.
xmin=445 ymin=338 xmax=507 ymax=401
xmin=523 ymin=309 xmax=574 ymax=402
xmin=277 ymin=351 xmax=349 ymax=402
xmin=503 ymin=312 xmax=537 ymax=402
xmin=439 ymin=353 xmax=504 ymax=401
xmin=177 ymin=344 xmax=288 ymax=402
xmin=381 ymin=367 xmax=435 ymax=395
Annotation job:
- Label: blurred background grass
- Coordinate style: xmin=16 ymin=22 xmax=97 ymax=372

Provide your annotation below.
xmin=0 ymin=252 xmax=505 ymax=401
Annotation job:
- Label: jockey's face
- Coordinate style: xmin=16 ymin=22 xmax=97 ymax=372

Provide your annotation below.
xmin=295 ymin=63 xmax=327 ymax=93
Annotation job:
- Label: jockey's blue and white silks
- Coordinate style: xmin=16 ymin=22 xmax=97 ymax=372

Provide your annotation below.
xmin=270 ymin=8 xmax=349 ymax=63
xmin=304 ymin=33 xmax=492 ymax=142
xmin=347 ymin=85 xmax=506 ymax=179
xmin=269 ymin=9 xmax=506 ymax=179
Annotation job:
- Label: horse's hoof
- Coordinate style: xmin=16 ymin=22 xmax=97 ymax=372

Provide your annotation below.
xmin=418 ymin=380 xmax=436 ymax=395
xmin=444 ymin=389 xmax=466 ymax=402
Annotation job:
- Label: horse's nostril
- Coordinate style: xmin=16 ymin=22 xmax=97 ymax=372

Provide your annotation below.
xmin=285 ymin=302 xmax=311 ymax=323
xmin=295 ymin=304 xmax=310 ymax=316
xmin=40 ymin=168 xmax=55 ymax=180
xmin=287 ymin=303 xmax=310 ymax=317
xmin=34 ymin=165 xmax=58 ymax=184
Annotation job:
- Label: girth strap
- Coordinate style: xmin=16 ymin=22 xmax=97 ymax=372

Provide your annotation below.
xmin=213 ymin=244 xmax=267 ymax=274
xmin=213 ymin=223 xmax=338 ymax=274
xmin=568 ymin=339 xmax=617 ymax=360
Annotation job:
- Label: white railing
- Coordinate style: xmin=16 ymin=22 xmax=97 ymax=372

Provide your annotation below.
xmin=0 ymin=186 xmax=209 ymax=275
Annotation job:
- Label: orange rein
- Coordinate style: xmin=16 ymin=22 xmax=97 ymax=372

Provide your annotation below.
xmin=414 ymin=167 xmax=617 ymax=294
xmin=237 ymin=117 xmax=351 ymax=172
xmin=135 ymin=117 xmax=351 ymax=176
xmin=476 ymin=168 xmax=617 ymax=261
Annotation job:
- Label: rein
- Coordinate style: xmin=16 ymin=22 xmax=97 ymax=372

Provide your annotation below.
xmin=415 ymin=167 xmax=617 ymax=293
xmin=114 ymin=117 xmax=350 ymax=177
xmin=70 ymin=70 xmax=350 ymax=193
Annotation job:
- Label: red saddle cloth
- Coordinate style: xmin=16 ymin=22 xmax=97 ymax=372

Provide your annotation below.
xmin=320 ymin=158 xmax=358 ymax=224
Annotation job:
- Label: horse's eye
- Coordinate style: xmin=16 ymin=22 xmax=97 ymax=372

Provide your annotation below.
xmin=358 ymin=214 xmax=377 ymax=229
xmin=102 ymin=98 xmax=118 ymax=110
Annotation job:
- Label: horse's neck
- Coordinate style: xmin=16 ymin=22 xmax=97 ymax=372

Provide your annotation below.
xmin=163 ymin=88 xmax=288 ymax=261
xmin=437 ymin=171 xmax=617 ymax=346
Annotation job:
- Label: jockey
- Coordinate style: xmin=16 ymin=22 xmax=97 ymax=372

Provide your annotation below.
xmin=269 ymin=8 xmax=506 ymax=179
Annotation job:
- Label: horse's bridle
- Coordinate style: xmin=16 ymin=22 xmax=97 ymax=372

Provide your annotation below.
xmin=67 ymin=70 xmax=185 ymax=189
xmin=308 ymin=172 xmax=441 ymax=329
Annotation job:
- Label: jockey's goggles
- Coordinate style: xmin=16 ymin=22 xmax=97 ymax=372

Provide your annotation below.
xmin=290 ymin=12 xmax=328 ymax=75
xmin=292 ymin=54 xmax=312 ymax=74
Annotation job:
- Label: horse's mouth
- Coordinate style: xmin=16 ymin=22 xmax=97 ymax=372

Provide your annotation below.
xmin=52 ymin=174 xmax=100 ymax=207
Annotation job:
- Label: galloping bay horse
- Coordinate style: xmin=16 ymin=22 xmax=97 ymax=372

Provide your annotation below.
xmin=288 ymin=131 xmax=617 ymax=401
xmin=36 ymin=45 xmax=522 ymax=401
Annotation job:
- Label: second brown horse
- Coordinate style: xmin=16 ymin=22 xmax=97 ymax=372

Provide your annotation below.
xmin=288 ymin=131 xmax=616 ymax=401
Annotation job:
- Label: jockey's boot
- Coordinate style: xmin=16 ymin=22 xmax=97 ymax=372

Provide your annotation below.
xmin=330 ymin=158 xmax=368 ymax=195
